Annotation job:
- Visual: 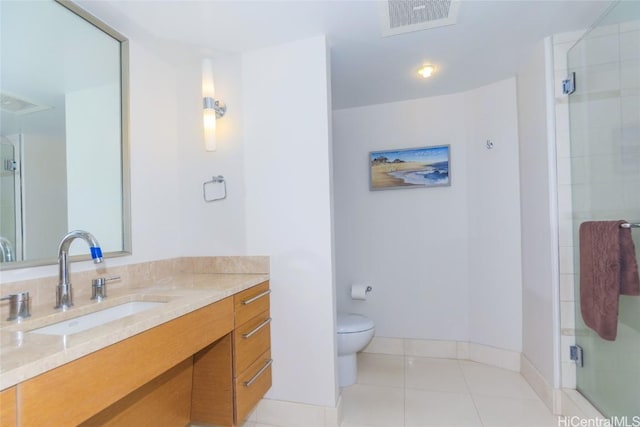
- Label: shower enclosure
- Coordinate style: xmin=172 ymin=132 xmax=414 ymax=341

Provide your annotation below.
xmin=568 ymin=0 xmax=640 ymax=417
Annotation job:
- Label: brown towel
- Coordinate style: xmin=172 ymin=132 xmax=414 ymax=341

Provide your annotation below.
xmin=579 ymin=220 xmax=640 ymax=341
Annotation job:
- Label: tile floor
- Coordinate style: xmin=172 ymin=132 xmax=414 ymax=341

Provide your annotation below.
xmin=229 ymin=353 xmax=560 ymax=427
xmin=340 ymin=353 xmax=559 ymax=427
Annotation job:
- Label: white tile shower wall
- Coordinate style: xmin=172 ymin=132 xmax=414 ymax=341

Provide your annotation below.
xmin=553 ymin=31 xmax=582 ymax=390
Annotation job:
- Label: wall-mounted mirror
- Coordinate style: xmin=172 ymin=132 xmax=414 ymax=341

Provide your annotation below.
xmin=0 ymin=0 xmax=130 ymax=269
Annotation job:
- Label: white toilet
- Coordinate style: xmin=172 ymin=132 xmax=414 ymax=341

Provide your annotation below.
xmin=336 ymin=313 xmax=375 ymax=387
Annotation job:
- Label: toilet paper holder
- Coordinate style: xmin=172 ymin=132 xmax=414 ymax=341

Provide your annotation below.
xmin=351 ymin=284 xmax=373 ymax=300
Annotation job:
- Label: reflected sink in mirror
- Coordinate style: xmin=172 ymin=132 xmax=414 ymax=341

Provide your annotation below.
xmin=29 ymin=301 xmax=166 ymax=336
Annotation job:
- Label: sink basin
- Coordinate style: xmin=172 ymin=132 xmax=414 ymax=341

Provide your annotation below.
xmin=29 ymin=301 xmax=166 ymax=336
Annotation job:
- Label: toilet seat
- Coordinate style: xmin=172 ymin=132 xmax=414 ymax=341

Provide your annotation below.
xmin=337 ymin=313 xmax=375 ymax=334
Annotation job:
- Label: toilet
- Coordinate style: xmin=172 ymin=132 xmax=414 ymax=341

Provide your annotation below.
xmin=336 ymin=313 xmax=375 ymax=387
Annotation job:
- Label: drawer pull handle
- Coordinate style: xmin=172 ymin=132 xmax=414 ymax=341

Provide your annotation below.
xmin=242 ymin=317 xmax=272 ymax=339
xmin=241 ymin=289 xmax=271 ymax=305
xmin=244 ymin=359 xmax=273 ymax=387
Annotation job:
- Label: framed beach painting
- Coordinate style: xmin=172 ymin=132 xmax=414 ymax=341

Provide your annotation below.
xmin=369 ymin=145 xmax=450 ymax=190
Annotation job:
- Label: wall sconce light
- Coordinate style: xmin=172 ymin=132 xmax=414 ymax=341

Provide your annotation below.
xmin=202 ymin=58 xmax=226 ymax=152
xmin=417 ymin=64 xmax=435 ymax=78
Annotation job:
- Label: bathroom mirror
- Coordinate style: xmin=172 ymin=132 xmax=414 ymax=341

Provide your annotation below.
xmin=0 ymin=0 xmax=130 ymax=269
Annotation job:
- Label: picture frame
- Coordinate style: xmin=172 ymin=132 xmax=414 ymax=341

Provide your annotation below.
xmin=369 ymin=144 xmax=451 ymax=190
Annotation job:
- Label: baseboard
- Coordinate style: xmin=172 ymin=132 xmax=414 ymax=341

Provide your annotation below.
xmin=363 ymin=336 xmax=520 ymax=371
xmin=559 ymin=389 xmax=605 ymax=419
xmin=468 ymin=342 xmax=520 ymax=371
xmin=520 ymin=354 xmax=555 ymax=413
xmin=252 ymin=397 xmax=342 ymax=427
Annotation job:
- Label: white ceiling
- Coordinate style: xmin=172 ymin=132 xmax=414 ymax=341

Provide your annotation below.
xmin=77 ymin=0 xmax=613 ymax=110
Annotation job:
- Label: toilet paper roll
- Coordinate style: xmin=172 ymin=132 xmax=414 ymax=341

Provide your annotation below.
xmin=351 ymin=284 xmax=372 ymax=300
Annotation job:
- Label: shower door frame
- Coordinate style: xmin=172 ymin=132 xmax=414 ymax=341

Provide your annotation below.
xmin=0 ymin=134 xmax=24 ymax=262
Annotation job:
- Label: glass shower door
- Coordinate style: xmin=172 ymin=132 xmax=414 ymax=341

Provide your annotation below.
xmin=568 ymin=0 xmax=640 ymax=417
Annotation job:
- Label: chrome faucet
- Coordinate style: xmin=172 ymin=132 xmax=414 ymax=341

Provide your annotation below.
xmin=0 ymin=236 xmax=14 ymax=262
xmin=56 ymin=230 xmax=103 ymax=309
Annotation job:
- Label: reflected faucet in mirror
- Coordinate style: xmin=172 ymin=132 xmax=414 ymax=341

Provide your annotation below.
xmin=0 ymin=237 xmax=15 ymax=262
xmin=56 ymin=230 xmax=103 ymax=310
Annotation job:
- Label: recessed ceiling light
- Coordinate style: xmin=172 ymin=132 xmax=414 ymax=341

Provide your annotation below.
xmin=417 ymin=64 xmax=435 ymax=78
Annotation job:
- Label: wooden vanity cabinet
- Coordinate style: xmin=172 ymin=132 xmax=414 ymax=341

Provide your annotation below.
xmin=191 ymin=335 xmax=235 ymax=426
xmin=0 ymin=386 xmax=16 ymax=427
xmin=4 ymin=281 xmax=271 ymax=427
xmin=233 ymin=281 xmax=272 ymax=423
xmin=80 ymin=358 xmax=194 ymax=427
xmin=18 ymin=297 xmax=234 ymax=427
xmin=192 ymin=281 xmax=272 ymax=426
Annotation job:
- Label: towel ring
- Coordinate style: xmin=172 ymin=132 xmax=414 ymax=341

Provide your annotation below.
xmin=203 ymin=175 xmax=227 ymax=202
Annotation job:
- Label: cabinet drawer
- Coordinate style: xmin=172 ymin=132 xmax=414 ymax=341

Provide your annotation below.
xmin=233 ymin=310 xmax=271 ymax=376
xmin=234 ymin=281 xmax=270 ymax=326
xmin=235 ymin=350 xmax=272 ymax=423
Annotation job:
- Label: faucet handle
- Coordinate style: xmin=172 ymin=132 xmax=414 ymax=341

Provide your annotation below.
xmin=91 ymin=275 xmax=121 ymax=301
xmin=1 ymin=291 xmax=31 ymax=321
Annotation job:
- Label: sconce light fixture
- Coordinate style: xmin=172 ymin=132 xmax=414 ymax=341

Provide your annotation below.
xmin=202 ymin=58 xmax=226 ymax=152
xmin=417 ymin=64 xmax=435 ymax=78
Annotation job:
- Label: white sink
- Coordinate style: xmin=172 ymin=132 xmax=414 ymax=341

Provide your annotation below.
xmin=29 ymin=301 xmax=166 ymax=336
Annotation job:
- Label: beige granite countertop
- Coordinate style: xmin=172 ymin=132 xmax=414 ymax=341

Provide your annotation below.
xmin=0 ymin=272 xmax=269 ymax=390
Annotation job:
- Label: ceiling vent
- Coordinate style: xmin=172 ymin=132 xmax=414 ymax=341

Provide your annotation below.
xmin=0 ymin=92 xmax=52 ymax=115
xmin=381 ymin=0 xmax=461 ymax=37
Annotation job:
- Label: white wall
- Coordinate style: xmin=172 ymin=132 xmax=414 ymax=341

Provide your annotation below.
xmin=243 ymin=36 xmax=338 ymax=407
xmin=66 ymin=84 xmax=122 ymax=255
xmin=174 ymin=54 xmax=248 ymax=256
xmin=332 ymin=78 xmax=522 ymax=352
xmin=120 ymin=40 xmax=183 ymax=264
xmin=465 ymin=79 xmax=522 ymax=352
xmin=0 ymin=38 xmax=184 ymax=284
xmin=332 ymin=93 xmax=470 ymax=341
xmin=22 ymin=130 xmax=67 ymax=261
xmin=0 ymin=30 xmax=340 ymax=412
xmin=517 ymin=37 xmax=558 ymax=385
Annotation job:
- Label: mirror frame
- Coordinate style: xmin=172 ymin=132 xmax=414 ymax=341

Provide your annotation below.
xmin=1 ymin=0 xmax=131 ymax=270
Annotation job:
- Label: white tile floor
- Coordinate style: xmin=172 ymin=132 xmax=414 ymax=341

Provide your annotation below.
xmin=233 ymin=353 xmax=560 ymax=427
xmin=340 ymin=353 xmax=559 ymax=427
